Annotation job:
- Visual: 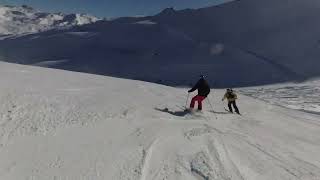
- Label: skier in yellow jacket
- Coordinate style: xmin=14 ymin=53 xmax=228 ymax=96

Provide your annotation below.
xmin=222 ymin=89 xmax=240 ymax=114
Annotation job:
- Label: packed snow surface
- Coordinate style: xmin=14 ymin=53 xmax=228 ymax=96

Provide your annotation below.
xmin=240 ymin=80 xmax=320 ymax=114
xmin=1 ymin=62 xmax=320 ymax=180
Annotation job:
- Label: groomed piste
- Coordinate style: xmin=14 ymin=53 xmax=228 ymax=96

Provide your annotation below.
xmin=0 ymin=62 xmax=320 ymax=180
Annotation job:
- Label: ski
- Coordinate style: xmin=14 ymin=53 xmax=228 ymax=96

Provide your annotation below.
xmin=224 ymin=108 xmax=242 ymax=116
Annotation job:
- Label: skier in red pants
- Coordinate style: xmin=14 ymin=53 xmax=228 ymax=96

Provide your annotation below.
xmin=188 ymin=75 xmax=211 ymax=111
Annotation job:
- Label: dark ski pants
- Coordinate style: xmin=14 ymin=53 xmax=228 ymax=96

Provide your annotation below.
xmin=190 ymin=95 xmax=206 ymax=110
xmin=228 ymin=101 xmax=240 ymax=114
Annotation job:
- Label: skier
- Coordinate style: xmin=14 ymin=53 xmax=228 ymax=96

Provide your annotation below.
xmin=188 ymin=75 xmax=211 ymax=111
xmin=222 ymin=88 xmax=240 ymax=114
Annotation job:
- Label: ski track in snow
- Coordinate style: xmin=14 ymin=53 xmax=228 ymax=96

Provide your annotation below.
xmin=0 ymin=62 xmax=320 ymax=179
xmin=140 ymin=139 xmax=158 ymax=180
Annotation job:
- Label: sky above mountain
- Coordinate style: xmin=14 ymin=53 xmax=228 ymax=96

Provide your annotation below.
xmin=0 ymin=0 xmax=231 ymax=18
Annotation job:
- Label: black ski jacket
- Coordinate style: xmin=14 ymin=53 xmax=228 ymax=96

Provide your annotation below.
xmin=189 ymin=78 xmax=211 ymax=97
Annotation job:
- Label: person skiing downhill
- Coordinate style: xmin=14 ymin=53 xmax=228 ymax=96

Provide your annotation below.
xmin=188 ymin=75 xmax=211 ymax=111
xmin=222 ymin=88 xmax=240 ymax=114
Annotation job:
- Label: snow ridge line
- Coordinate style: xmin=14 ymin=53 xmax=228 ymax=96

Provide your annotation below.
xmin=140 ymin=139 xmax=158 ymax=180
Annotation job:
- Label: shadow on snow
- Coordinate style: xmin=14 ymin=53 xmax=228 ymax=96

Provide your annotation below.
xmin=155 ymin=108 xmax=190 ymax=117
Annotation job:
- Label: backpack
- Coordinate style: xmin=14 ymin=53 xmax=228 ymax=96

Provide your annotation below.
xmin=227 ymin=92 xmax=235 ymax=99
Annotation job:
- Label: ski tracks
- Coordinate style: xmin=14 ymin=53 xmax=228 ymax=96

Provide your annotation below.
xmin=187 ymin=128 xmax=244 ymax=180
xmin=140 ymin=139 xmax=158 ymax=180
xmin=134 ymin=123 xmax=245 ymax=180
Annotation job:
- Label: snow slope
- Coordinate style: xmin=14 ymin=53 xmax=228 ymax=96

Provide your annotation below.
xmin=0 ymin=5 xmax=99 ymax=35
xmin=1 ymin=62 xmax=320 ymax=180
xmin=240 ymin=79 xmax=320 ymax=114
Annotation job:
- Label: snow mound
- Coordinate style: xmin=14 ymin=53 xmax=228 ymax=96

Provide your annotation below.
xmin=1 ymin=62 xmax=320 ymax=180
xmin=0 ymin=5 xmax=100 ymax=35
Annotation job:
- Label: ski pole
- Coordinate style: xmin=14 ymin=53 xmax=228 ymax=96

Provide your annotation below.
xmin=185 ymin=93 xmax=190 ymax=110
xmin=206 ymin=94 xmax=215 ymax=112
xmin=207 ymin=96 xmax=218 ymax=120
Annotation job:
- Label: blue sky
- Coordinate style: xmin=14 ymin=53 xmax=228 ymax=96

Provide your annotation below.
xmin=0 ymin=0 xmax=229 ymax=18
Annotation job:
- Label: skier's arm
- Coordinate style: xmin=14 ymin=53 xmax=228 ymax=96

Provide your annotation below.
xmin=222 ymin=93 xmax=227 ymax=101
xmin=188 ymin=81 xmax=200 ymax=93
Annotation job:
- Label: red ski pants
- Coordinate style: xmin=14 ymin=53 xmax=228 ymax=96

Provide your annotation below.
xmin=190 ymin=95 xmax=206 ymax=110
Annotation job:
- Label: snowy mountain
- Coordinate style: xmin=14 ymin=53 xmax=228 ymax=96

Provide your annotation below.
xmin=0 ymin=0 xmax=320 ymax=87
xmin=1 ymin=61 xmax=320 ymax=180
xmin=0 ymin=5 xmax=100 ymax=35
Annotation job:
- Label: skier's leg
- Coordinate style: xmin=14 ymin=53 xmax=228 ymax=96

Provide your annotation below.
xmin=197 ymin=96 xmax=206 ymax=110
xmin=233 ymin=101 xmax=240 ymax=114
xmin=190 ymin=96 xmax=198 ymax=109
xmin=228 ymin=101 xmax=233 ymax=113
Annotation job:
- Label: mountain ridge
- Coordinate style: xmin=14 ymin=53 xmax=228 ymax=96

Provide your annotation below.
xmin=0 ymin=5 xmax=100 ymax=35
xmin=0 ymin=1 xmax=319 ymax=87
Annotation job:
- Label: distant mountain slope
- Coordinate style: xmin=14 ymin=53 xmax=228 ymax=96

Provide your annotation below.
xmin=150 ymin=0 xmax=320 ymax=79
xmin=0 ymin=0 xmax=320 ymax=87
xmin=0 ymin=5 xmax=100 ymax=35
